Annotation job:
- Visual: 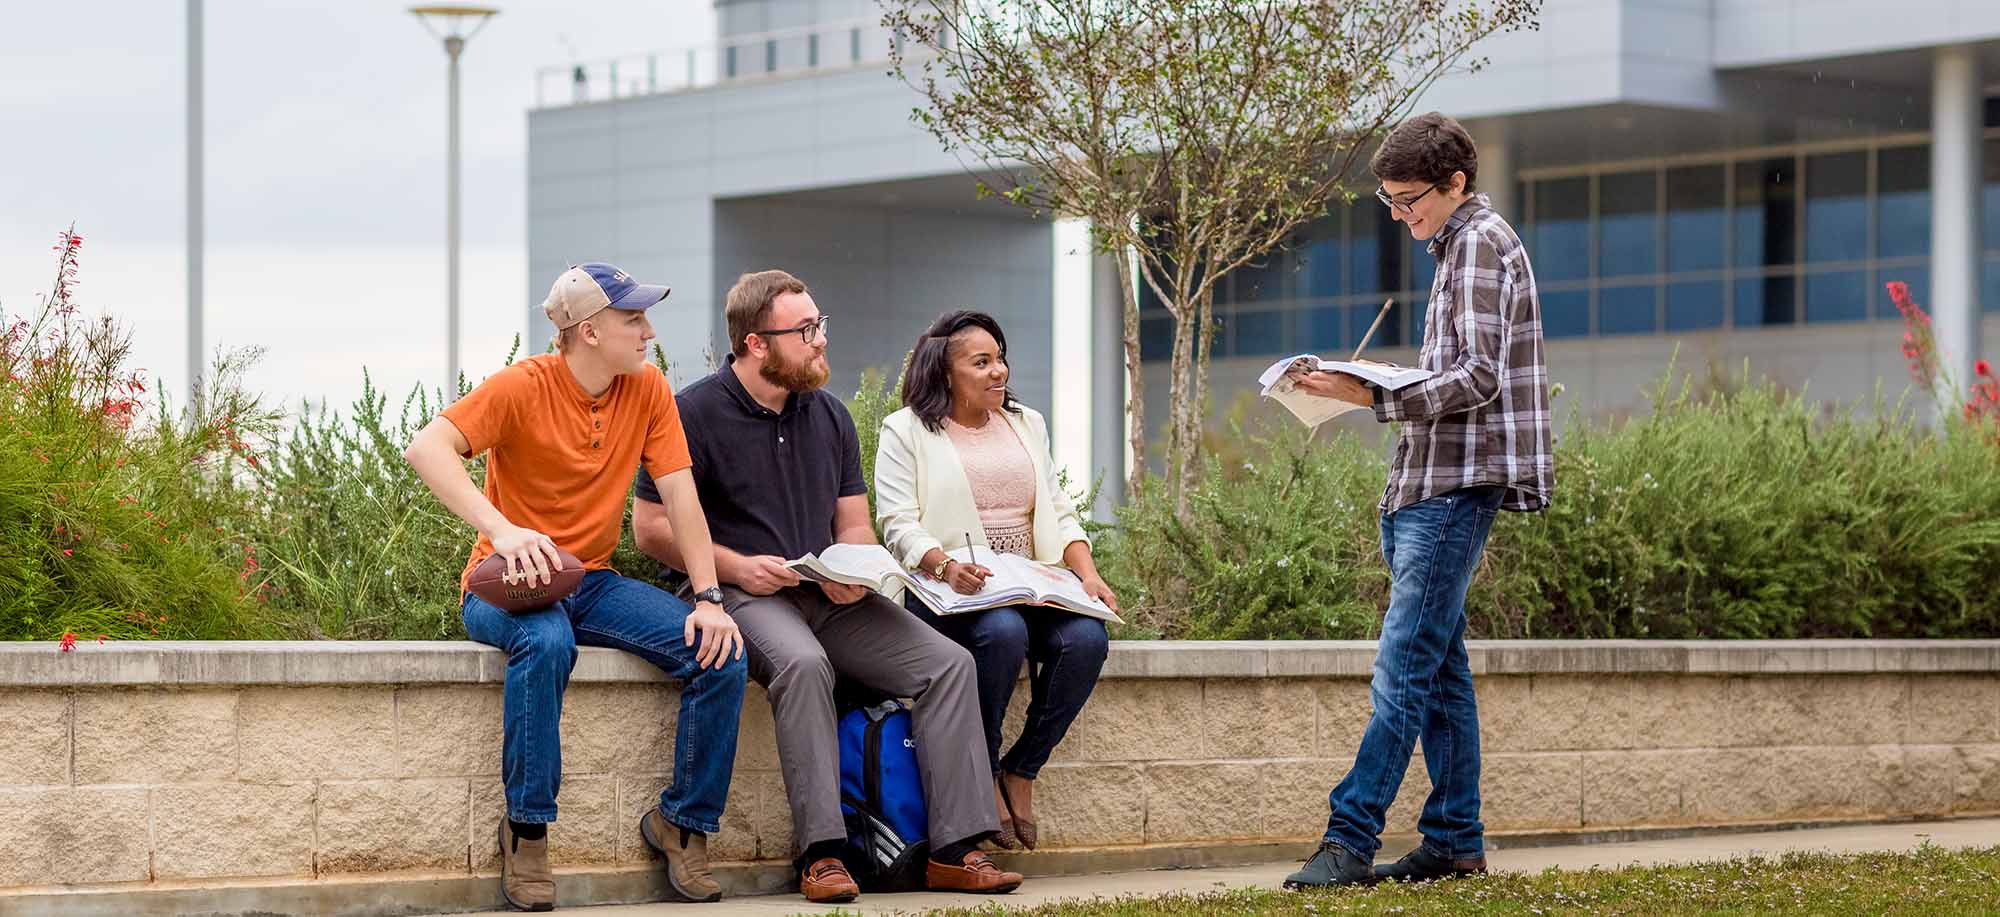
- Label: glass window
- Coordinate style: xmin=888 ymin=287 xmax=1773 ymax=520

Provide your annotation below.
xmin=1140 ymin=315 xmax=1175 ymax=361
xmin=1367 ymin=299 xmax=1406 ymax=349
xmin=1302 ymin=305 xmax=1346 ymax=352
xmin=1804 ymin=270 xmax=1867 ymax=323
xmin=1984 ymin=140 xmax=2000 ymax=251
xmin=1805 ymin=151 xmax=1867 ymax=263
xmin=1733 ymin=275 xmax=1796 ymax=326
xmin=1534 ymin=178 xmax=1590 ymax=282
xmin=1411 ymin=239 xmax=1437 ymax=294
xmin=1352 ymin=207 xmax=1404 ymax=295
xmin=1598 ymin=283 xmax=1657 ymax=335
xmin=1408 ymin=299 xmax=1427 ymax=349
xmin=1877 ymin=145 xmax=1930 ymax=258
xmin=1666 ymin=280 xmax=1724 ymax=331
xmin=1300 ymin=216 xmax=1343 ymax=299
xmin=1542 ymin=289 xmax=1590 ymax=338
xmin=1599 ymin=170 xmax=1658 ymax=277
xmin=1734 ymin=158 xmax=1797 ymax=268
xmin=1665 ymin=165 xmax=1726 ymax=273
xmin=1231 ymin=252 xmax=1289 ymax=303
xmin=1985 ymin=258 xmax=2000 ymax=313
xmin=1228 ymin=309 xmax=1285 ymax=356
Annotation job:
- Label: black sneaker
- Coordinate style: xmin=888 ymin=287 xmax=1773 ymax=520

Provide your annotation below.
xmin=1373 ymin=846 xmax=1488 ymax=883
xmin=1283 ymin=841 xmax=1378 ymax=889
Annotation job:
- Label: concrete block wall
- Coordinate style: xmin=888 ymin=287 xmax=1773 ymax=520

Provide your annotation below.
xmin=0 ymin=640 xmax=1995 ymax=914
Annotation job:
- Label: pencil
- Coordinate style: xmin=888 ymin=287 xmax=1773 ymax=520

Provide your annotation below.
xmin=1350 ymin=298 xmax=1395 ymax=362
xmin=966 ymin=532 xmax=976 ymax=566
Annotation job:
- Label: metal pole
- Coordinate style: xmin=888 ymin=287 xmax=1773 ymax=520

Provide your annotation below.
xmin=187 ymin=0 xmax=204 ymax=413
xmin=446 ymin=35 xmax=464 ymax=401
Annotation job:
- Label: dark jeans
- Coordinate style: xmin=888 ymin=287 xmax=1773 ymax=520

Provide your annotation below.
xmin=904 ymin=592 xmax=1109 ymax=780
xmin=462 ymin=569 xmax=748 ymax=833
xmin=1324 ymin=486 xmax=1504 ymax=861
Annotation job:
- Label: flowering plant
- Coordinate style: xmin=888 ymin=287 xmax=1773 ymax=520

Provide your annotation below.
xmin=1886 ymin=281 xmax=1999 ymax=435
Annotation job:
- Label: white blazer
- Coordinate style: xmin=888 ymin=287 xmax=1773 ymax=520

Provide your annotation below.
xmin=874 ymin=404 xmax=1091 ymax=571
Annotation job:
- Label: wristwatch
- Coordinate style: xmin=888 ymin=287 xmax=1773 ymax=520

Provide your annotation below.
xmin=931 ymin=558 xmax=952 ymax=579
xmin=692 ymin=586 xmax=725 ymax=606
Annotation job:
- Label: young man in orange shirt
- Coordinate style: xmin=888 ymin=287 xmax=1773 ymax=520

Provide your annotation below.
xmin=405 ymin=263 xmax=748 ymax=911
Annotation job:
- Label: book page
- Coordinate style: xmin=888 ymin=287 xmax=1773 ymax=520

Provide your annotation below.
xmin=784 ymin=543 xmax=907 ymax=591
xmin=1255 ymin=354 xmax=1434 ymax=428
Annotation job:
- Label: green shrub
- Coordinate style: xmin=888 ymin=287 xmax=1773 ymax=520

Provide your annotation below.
xmin=244 ymin=371 xmax=480 ymax=640
xmin=0 ymin=230 xmax=279 ymax=640
xmin=1100 ymin=367 xmax=2000 ymax=640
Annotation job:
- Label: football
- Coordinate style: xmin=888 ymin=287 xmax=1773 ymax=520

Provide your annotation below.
xmin=467 ymin=548 xmax=586 ymax=613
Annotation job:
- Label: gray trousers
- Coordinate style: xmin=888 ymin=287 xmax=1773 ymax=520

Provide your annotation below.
xmin=718 ymin=583 xmax=997 ymax=854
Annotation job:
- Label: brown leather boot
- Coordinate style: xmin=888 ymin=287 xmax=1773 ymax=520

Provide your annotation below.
xmin=638 ymin=809 xmax=723 ymax=903
xmin=925 ymin=850 xmax=1024 ymax=894
xmin=800 ymin=857 xmax=860 ymax=903
xmin=498 ymin=820 xmax=555 ymax=912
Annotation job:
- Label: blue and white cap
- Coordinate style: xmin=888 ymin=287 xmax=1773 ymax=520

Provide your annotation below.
xmin=541 ymin=262 xmax=671 ymax=330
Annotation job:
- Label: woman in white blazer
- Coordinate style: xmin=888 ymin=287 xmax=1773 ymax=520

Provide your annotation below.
xmin=874 ymin=310 xmax=1118 ymax=851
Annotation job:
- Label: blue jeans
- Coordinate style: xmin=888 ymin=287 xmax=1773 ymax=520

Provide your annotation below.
xmin=905 ymin=594 xmax=1109 ymax=779
xmin=1324 ymin=486 xmax=1504 ymax=861
xmin=462 ymin=570 xmax=748 ymax=833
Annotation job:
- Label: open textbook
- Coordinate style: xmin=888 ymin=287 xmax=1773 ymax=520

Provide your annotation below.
xmin=1256 ymin=354 xmax=1435 ymax=428
xmin=786 ymin=543 xmax=1122 ymax=624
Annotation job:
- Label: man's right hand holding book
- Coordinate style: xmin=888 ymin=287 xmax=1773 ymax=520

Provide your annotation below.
xmin=1287 ymin=363 xmax=1377 ymax=407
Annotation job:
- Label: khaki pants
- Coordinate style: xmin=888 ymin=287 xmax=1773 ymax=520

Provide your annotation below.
xmin=715 ymin=583 xmax=997 ymax=854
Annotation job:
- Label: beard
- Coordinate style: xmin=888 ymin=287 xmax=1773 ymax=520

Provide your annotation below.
xmin=760 ymin=346 xmax=829 ymax=393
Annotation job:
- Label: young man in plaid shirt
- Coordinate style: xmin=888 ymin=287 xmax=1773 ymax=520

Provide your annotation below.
xmin=1284 ymin=112 xmax=1554 ymax=888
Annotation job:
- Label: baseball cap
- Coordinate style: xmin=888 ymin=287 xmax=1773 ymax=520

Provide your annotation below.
xmin=541 ymin=262 xmax=671 ymax=330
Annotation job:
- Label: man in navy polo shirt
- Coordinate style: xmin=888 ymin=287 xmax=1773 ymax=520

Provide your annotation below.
xmin=630 ymin=269 xmax=1022 ymax=903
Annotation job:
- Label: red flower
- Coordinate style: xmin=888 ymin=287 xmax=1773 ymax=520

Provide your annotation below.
xmin=1977 ymin=359 xmax=1993 ymax=378
xmin=61 ymin=548 xmax=73 ymax=557
xmin=59 ymin=632 xmax=76 ymax=652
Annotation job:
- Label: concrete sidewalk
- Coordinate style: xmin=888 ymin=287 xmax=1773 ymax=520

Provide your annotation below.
xmin=441 ymin=817 xmax=1999 ymax=916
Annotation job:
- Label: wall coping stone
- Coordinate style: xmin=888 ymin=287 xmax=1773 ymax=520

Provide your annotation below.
xmin=2 ymin=639 xmax=1996 ymax=687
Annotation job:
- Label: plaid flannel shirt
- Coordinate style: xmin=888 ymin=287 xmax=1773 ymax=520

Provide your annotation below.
xmin=1371 ymin=193 xmax=1554 ymax=515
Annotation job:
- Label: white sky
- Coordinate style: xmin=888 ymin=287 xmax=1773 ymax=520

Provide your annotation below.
xmin=0 ymin=0 xmax=712 ymax=416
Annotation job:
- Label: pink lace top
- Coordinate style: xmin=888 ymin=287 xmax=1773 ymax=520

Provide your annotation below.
xmin=944 ymin=412 xmax=1036 ymax=556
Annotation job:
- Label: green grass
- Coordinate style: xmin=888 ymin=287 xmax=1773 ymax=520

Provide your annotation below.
xmin=917 ymin=845 xmax=2000 ymax=916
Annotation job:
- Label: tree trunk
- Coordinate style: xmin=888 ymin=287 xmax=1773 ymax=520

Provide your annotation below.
xmin=1113 ymin=245 xmax=1147 ymax=498
xmin=1165 ymin=298 xmax=1198 ymax=518
xmin=1183 ymin=284 xmax=1217 ymax=502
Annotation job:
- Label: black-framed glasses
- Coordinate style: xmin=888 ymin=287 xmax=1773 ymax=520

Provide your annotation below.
xmin=754 ymin=314 xmax=831 ymax=345
xmin=1375 ymin=184 xmax=1438 ymax=215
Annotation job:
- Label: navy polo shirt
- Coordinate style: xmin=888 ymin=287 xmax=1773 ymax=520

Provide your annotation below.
xmin=633 ymin=355 xmax=866 ymax=571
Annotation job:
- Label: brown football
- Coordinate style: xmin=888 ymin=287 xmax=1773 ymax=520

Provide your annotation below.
xmin=467 ymin=548 xmax=586 ymax=613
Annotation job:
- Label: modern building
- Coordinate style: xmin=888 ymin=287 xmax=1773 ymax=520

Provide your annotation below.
xmin=528 ymin=0 xmax=2000 ymax=513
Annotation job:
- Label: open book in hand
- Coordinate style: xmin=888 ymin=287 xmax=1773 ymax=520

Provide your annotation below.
xmin=785 ymin=543 xmax=1122 ymax=624
xmin=1256 ymin=354 xmax=1435 ymax=428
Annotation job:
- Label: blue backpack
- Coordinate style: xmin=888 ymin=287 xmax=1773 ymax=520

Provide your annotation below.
xmin=837 ymin=698 xmax=930 ymax=890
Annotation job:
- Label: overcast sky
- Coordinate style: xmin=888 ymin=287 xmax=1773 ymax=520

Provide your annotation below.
xmin=1 ymin=0 xmax=711 ymax=415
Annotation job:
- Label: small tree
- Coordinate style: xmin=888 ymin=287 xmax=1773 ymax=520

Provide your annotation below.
xmin=885 ymin=0 xmax=1539 ymax=511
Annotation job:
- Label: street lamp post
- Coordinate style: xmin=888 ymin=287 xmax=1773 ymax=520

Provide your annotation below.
xmin=410 ymin=5 xmax=498 ymax=401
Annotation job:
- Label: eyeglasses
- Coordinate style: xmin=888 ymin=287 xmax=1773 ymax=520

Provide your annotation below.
xmin=1375 ymin=184 xmax=1439 ymax=215
xmin=754 ymin=314 xmax=831 ymax=345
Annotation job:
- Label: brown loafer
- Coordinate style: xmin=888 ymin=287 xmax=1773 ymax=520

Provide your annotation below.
xmin=925 ymin=850 xmax=1023 ymax=894
xmin=638 ymin=809 xmax=722 ymax=903
xmin=800 ymin=857 xmax=859 ymax=903
xmin=498 ymin=820 xmax=555 ymax=912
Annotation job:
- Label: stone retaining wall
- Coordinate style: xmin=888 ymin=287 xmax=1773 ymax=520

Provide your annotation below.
xmin=2 ymin=640 xmax=1996 ymax=913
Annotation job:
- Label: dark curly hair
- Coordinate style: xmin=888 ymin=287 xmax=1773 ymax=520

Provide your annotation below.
xmin=1369 ymin=111 xmax=1479 ymax=193
xmin=901 ymin=310 xmax=1022 ymax=433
